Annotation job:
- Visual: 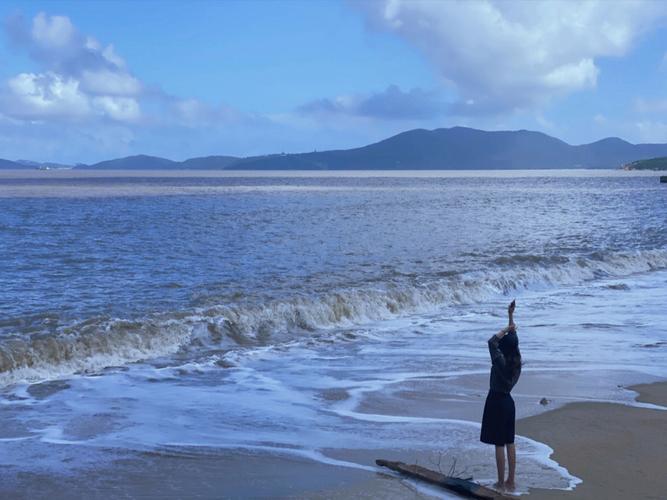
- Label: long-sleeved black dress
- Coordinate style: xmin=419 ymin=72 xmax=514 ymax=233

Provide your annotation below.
xmin=480 ymin=334 xmax=521 ymax=445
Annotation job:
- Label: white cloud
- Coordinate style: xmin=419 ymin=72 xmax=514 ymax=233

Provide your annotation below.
xmin=2 ymin=12 xmax=268 ymax=130
xmin=92 ymin=96 xmax=141 ymax=122
xmin=3 ymin=71 xmax=141 ymax=123
xmin=357 ymin=0 xmax=667 ymax=114
xmin=101 ymin=44 xmax=126 ymax=69
xmin=17 ymin=12 xmax=128 ymax=74
xmin=80 ymin=69 xmax=142 ymax=96
xmin=30 ymin=12 xmax=76 ymax=50
xmin=542 ymin=59 xmax=598 ymax=90
xmin=3 ymin=12 xmax=142 ymax=122
xmin=6 ymin=72 xmax=90 ymax=119
xmin=0 ymin=12 xmax=297 ymax=161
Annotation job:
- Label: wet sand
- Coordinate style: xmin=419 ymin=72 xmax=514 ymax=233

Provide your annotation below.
xmin=3 ymin=381 xmax=665 ymax=499
xmin=0 ymin=448 xmax=400 ymax=500
xmin=0 ymin=447 xmax=447 ymax=500
xmin=519 ymin=381 xmax=667 ymax=500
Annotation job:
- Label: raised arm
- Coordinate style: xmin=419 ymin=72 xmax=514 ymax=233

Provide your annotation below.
xmin=487 ymin=300 xmax=516 ymax=367
xmin=508 ymin=299 xmax=515 ymax=331
xmin=488 ymin=326 xmax=509 ymax=368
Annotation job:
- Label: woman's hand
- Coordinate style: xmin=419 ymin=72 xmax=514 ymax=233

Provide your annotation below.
xmin=495 ymin=301 xmax=517 ymax=338
xmin=508 ymin=300 xmax=515 ymax=326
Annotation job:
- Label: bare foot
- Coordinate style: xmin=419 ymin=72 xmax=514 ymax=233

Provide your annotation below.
xmin=504 ymin=480 xmax=516 ymax=491
xmin=493 ymin=481 xmax=505 ymax=490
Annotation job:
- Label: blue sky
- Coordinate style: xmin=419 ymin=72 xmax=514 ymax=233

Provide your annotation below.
xmin=1 ymin=0 xmax=667 ymax=163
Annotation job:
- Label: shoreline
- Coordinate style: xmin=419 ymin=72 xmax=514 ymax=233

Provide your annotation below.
xmin=518 ymin=381 xmax=667 ymax=499
xmin=2 ymin=381 xmax=665 ymax=499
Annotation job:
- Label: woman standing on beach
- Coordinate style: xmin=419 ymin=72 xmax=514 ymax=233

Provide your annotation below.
xmin=480 ymin=300 xmax=522 ymax=491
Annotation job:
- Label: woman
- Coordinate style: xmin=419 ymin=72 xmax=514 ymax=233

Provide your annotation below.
xmin=480 ymin=299 xmax=522 ymax=491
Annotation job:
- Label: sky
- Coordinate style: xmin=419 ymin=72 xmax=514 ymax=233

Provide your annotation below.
xmin=1 ymin=0 xmax=667 ymax=163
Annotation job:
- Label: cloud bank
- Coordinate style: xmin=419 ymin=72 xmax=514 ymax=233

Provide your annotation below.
xmin=0 ymin=12 xmax=278 ymax=161
xmin=356 ymin=0 xmax=667 ymax=114
xmin=4 ymin=12 xmax=143 ymax=122
xmin=1 ymin=12 xmax=251 ymax=129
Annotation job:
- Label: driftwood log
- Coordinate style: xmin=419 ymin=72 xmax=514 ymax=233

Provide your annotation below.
xmin=376 ymin=459 xmax=514 ymax=499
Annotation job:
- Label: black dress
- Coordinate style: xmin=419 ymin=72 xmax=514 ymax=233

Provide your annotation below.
xmin=480 ymin=334 xmax=520 ymax=446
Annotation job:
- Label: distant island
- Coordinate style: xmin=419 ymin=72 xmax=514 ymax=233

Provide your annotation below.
xmin=623 ymin=157 xmax=667 ymax=170
xmin=5 ymin=126 xmax=667 ymax=170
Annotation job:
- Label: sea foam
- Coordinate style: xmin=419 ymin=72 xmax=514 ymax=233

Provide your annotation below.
xmin=1 ymin=248 xmax=666 ymax=387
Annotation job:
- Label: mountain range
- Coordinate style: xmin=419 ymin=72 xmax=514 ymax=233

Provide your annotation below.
xmin=4 ymin=127 xmax=667 ymax=170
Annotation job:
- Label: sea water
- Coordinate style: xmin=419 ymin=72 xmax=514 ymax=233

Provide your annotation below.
xmin=1 ymin=170 xmax=666 ymax=496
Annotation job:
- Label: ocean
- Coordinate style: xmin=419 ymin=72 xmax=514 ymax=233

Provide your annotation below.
xmin=1 ymin=169 xmax=666 ymax=497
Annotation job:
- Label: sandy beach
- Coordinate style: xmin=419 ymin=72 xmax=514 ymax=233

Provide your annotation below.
xmin=4 ymin=382 xmax=665 ymax=499
xmin=519 ymin=381 xmax=667 ymax=499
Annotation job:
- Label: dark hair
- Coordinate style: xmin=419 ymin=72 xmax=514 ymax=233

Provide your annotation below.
xmin=499 ymin=331 xmax=522 ymax=380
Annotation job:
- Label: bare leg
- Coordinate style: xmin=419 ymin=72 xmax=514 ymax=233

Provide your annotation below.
xmin=505 ymin=443 xmax=516 ymax=490
xmin=494 ymin=446 xmax=505 ymax=489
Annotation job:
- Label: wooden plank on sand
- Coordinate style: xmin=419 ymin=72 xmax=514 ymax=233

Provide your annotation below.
xmin=376 ymin=459 xmax=513 ymax=499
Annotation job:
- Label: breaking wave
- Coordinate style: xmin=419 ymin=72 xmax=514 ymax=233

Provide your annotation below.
xmin=1 ymin=248 xmax=666 ymax=387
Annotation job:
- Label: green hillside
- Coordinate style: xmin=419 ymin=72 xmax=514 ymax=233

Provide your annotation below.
xmin=624 ymin=157 xmax=667 ymax=170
